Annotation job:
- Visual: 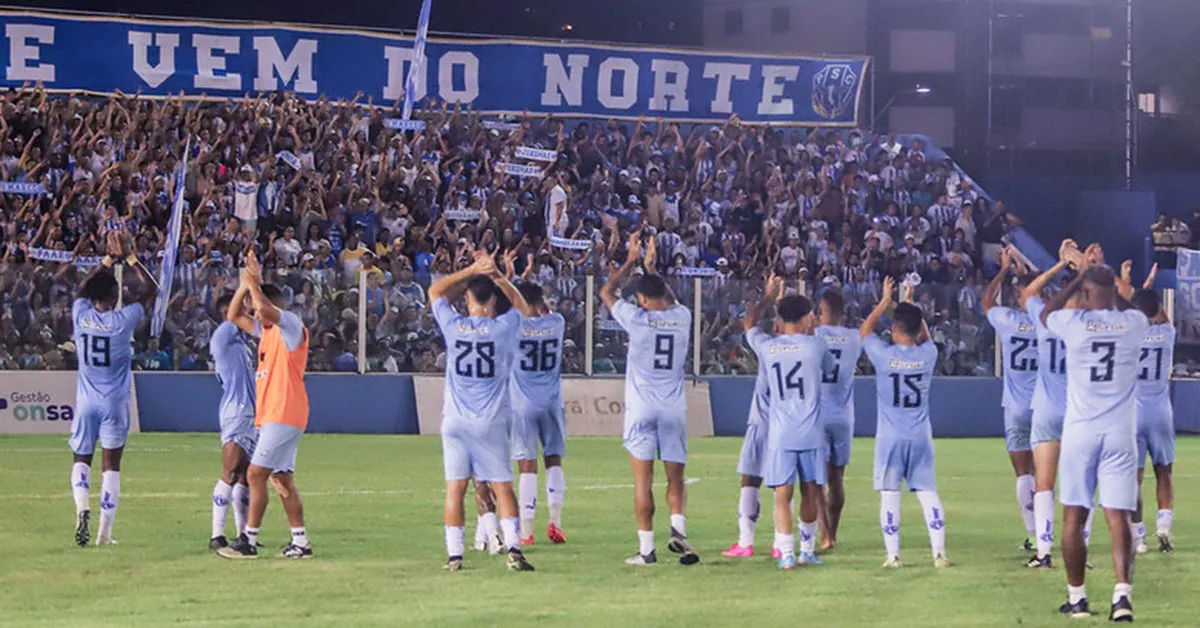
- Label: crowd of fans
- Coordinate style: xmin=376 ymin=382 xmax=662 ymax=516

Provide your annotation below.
xmin=0 ymin=84 xmax=1019 ymax=376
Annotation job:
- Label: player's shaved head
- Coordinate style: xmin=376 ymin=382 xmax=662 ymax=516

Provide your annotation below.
xmin=215 ymin=293 xmax=234 ymax=314
xmin=517 ymin=281 xmax=548 ymax=314
xmin=1079 ymin=266 xmax=1116 ymax=310
xmin=84 ymin=272 xmax=119 ymax=306
xmin=260 ymin=283 xmax=286 ymax=308
xmin=634 ymin=274 xmax=668 ymax=300
xmin=777 ymin=295 xmax=814 ymax=324
xmin=1132 ymin=288 xmax=1161 ymax=319
xmin=892 ymin=302 xmax=924 ymax=338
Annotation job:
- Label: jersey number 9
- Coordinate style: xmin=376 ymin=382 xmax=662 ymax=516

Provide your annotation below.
xmin=653 ymin=334 xmax=675 ymax=370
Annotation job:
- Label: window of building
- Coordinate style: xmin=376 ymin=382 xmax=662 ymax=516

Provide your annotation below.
xmin=770 ymin=7 xmax=790 ymax=34
xmin=991 ymin=81 xmax=1023 ymax=132
xmin=723 ymin=8 xmax=743 ymax=35
xmin=1139 ymin=92 xmax=1158 ymax=115
xmin=992 ymin=14 xmax=1023 ymax=56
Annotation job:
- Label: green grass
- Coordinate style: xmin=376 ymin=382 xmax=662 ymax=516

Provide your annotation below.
xmin=0 ymin=435 xmax=1197 ymax=627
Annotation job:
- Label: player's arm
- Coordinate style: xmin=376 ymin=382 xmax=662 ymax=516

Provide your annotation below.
xmin=1020 ymin=239 xmax=1077 ymax=309
xmin=1117 ymin=260 xmax=1136 ymax=301
xmin=428 ymin=253 xmax=493 ymax=303
xmin=982 ymin=248 xmax=1011 ymax=311
xmin=241 ymin=249 xmax=282 ymax=326
xmin=600 ymin=231 xmax=642 ymax=312
xmin=1143 ymin=262 xmax=1159 ymax=291
xmin=860 ymin=275 xmax=895 ymax=339
xmin=225 ymin=277 xmax=257 ymax=335
xmin=492 ymin=249 xmax=534 ymax=316
xmin=1040 ymin=272 xmax=1086 ymax=326
xmin=744 ymin=273 xmax=781 ymax=332
xmin=76 ymin=231 xmax=122 ymax=294
xmin=124 ymin=254 xmax=159 ymax=311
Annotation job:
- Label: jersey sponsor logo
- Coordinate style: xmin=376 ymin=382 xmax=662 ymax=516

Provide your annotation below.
xmin=1144 ymin=335 xmax=1166 ymax=343
xmin=1016 ymin=323 xmax=1034 ymax=333
xmin=1085 ymin=321 xmax=1127 ymax=333
xmin=766 ymin=343 xmax=809 ymax=355
xmin=77 ymin=318 xmax=114 ymax=331
xmin=521 ymin=327 xmax=557 ymax=338
xmin=647 ymin=319 xmax=682 ymax=329
xmin=887 ymin=358 xmax=926 ymax=370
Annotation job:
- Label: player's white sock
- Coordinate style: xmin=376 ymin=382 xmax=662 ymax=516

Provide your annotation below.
xmin=500 ymin=516 xmax=521 ymax=551
xmin=1016 ymin=474 xmax=1036 ymax=537
xmin=474 ymin=515 xmax=487 ymax=545
xmin=798 ymin=519 xmax=818 ymax=555
xmin=232 ymin=484 xmax=249 ymax=537
xmin=97 ymin=471 xmax=120 ymax=540
xmin=1068 ymin=584 xmax=1087 ymax=605
xmin=637 ymin=529 xmax=654 ymax=555
xmin=737 ymin=486 xmax=759 ymax=547
xmin=245 ymin=526 xmax=260 ymax=548
xmin=916 ymin=490 xmax=947 ymax=558
xmin=1113 ymin=583 xmax=1132 ymax=604
xmin=211 ymin=480 xmax=233 ymax=538
xmin=445 ymin=525 xmax=465 ymax=557
xmin=1132 ymin=520 xmax=1147 ymax=543
xmin=1156 ymin=509 xmax=1173 ymax=536
xmin=880 ymin=490 xmax=902 ymax=558
xmin=1083 ymin=508 xmax=1095 ymax=549
xmin=775 ymin=532 xmax=795 ymax=557
xmin=546 ymin=466 xmax=565 ymax=527
xmin=518 ymin=473 xmax=538 ymax=538
xmin=70 ymin=462 xmax=90 ymax=514
xmin=1034 ymin=490 xmax=1055 ymax=557
xmin=290 ymin=527 xmax=310 ymax=548
xmin=480 ymin=512 xmax=500 ymax=542
xmin=670 ymin=514 xmax=686 ymax=536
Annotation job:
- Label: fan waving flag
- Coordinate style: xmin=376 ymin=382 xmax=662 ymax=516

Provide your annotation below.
xmin=401 ymin=0 xmax=432 ymax=121
xmin=150 ymin=138 xmax=190 ymax=338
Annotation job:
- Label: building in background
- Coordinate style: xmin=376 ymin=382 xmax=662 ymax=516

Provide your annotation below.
xmin=703 ymin=0 xmax=1129 ymax=179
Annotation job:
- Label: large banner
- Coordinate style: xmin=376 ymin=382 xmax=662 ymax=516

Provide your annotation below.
xmin=0 ymin=371 xmax=141 ymax=435
xmin=1177 ymin=249 xmax=1200 ymax=344
xmin=0 ymin=11 xmax=868 ymax=126
xmin=413 ymin=376 xmax=714 ymax=437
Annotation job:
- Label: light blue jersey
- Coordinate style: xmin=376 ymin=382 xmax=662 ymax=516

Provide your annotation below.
xmin=863 ymin=336 xmax=938 ymax=441
xmin=611 ymin=299 xmax=691 ymax=464
xmin=69 ymin=299 xmax=144 ymax=454
xmin=746 ymin=344 xmax=769 ymax=427
xmin=73 ymin=299 xmax=143 ymax=408
xmin=610 ymin=300 xmax=691 ymax=419
xmin=210 ymin=321 xmax=256 ymax=422
xmin=987 ymin=306 xmax=1037 ymax=411
xmin=1024 ymin=297 xmax=1067 ymax=416
xmin=864 ymin=335 xmax=939 ymax=492
xmin=1135 ymin=322 xmax=1175 ymax=409
xmin=433 ymin=298 xmax=522 ymax=423
xmin=746 ymin=328 xmax=833 ymax=451
xmin=1046 ymin=308 xmax=1148 ymax=430
xmin=510 ymin=313 xmax=565 ymax=410
xmin=815 ymin=325 xmax=862 ymax=421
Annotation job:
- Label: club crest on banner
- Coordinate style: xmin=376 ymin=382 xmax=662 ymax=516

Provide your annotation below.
xmin=812 ymin=64 xmax=860 ymax=121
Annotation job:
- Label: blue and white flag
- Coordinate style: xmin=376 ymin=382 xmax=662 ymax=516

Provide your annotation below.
xmin=0 ymin=181 xmax=46 ymax=195
xmin=676 ymin=266 xmax=717 ymax=277
xmin=444 ymin=209 xmax=480 ymax=222
xmin=384 ymin=118 xmax=426 ymax=131
xmin=1177 ymin=248 xmax=1200 ymax=344
xmin=276 ymin=150 xmax=302 ymax=170
xmin=483 ymin=121 xmax=520 ymax=132
xmin=151 ymin=137 xmax=190 ymax=337
xmin=501 ymin=163 xmax=542 ymax=178
xmin=515 ymin=146 xmax=558 ymax=163
xmin=401 ymin=0 xmax=432 ymax=121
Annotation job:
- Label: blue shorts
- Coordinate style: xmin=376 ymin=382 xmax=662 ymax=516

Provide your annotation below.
xmin=220 ymin=412 xmax=257 ymax=457
xmin=69 ymin=403 xmax=130 ymax=455
xmin=873 ymin=437 xmax=937 ymax=492
xmin=1058 ymin=423 xmax=1137 ymax=511
xmin=250 ymin=423 xmax=303 ymax=473
xmin=510 ymin=404 xmax=566 ymax=461
xmin=1004 ymin=407 xmax=1033 ymax=452
xmin=1136 ymin=408 xmax=1175 ymax=469
xmin=736 ymin=420 xmax=767 ymax=478
xmin=624 ymin=411 xmax=687 ymax=464
xmin=443 ymin=418 xmax=512 ymax=483
xmin=1031 ymin=410 xmax=1065 ymax=446
xmin=765 ymin=445 xmax=828 ymax=488
xmin=825 ymin=419 xmax=853 ymax=468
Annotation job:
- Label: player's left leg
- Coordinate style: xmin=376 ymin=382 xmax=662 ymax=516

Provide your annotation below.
xmin=773 ymin=483 xmax=797 ymax=569
xmin=660 ymin=417 xmax=699 ymax=565
xmin=1152 ymin=463 xmax=1174 ymax=552
xmin=515 ymin=460 xmax=539 ymax=545
xmin=541 ymin=408 xmax=567 ymax=544
xmin=820 ymin=421 xmax=852 ymax=552
xmin=95 ymin=446 xmax=124 ymax=546
xmin=1060 ymin=506 xmax=1093 ymax=618
xmin=626 ymin=455 xmax=658 ymax=565
xmin=443 ymin=479 xmax=470 ymax=571
xmin=472 ymin=479 xmax=502 ymax=554
xmin=725 ymin=421 xmax=765 ymax=557
xmin=1131 ymin=467 xmax=1148 ymax=554
xmin=271 ymin=471 xmax=313 ymax=558
xmin=476 ymin=422 xmax=534 ymax=572
xmin=1102 ymin=507 xmax=1135 ymax=622
xmin=1005 ymin=408 xmax=1037 ymax=550
xmin=68 ymin=406 xmax=100 ymax=547
xmin=210 ymin=439 xmax=251 ymax=551
xmin=796 ymin=480 xmax=824 ymax=566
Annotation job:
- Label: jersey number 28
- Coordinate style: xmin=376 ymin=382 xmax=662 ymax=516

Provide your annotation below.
xmin=454 ymin=340 xmax=495 ymax=378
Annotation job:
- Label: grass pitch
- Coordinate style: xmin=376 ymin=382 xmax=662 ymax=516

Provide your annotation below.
xmin=1 ymin=434 xmax=1197 ymax=627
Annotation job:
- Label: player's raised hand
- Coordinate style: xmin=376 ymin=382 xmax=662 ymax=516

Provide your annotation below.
xmin=1144 ymin=262 xmax=1159 ymax=290
xmin=626 ymin=230 xmax=643 ymax=265
xmin=1120 ymin=260 xmax=1133 ymax=284
xmin=501 ymin=248 xmax=518 ymax=278
xmin=998 ymin=247 xmax=1012 ymax=271
xmin=1058 ymin=239 xmax=1078 ymax=265
xmin=472 ymin=248 xmax=498 ymax=276
xmin=105 ymin=231 xmax=122 ymax=257
xmin=1084 ymin=243 xmax=1104 ymax=267
xmin=244 ymin=248 xmax=263 ymax=283
xmin=765 ymin=272 xmax=783 ymax=299
xmin=643 ymin=235 xmax=657 ymax=272
xmin=880 ymin=276 xmax=896 ymax=307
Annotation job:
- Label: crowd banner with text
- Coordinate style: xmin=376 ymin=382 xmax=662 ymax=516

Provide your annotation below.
xmin=0 ymin=371 xmax=141 ymax=435
xmin=0 ymin=10 xmax=867 ymax=126
xmin=1176 ymin=248 xmax=1200 ymax=344
xmin=413 ymin=376 xmax=714 ymax=437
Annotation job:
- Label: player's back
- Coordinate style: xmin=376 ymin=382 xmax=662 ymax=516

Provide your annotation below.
xmin=210 ymin=320 xmax=256 ymax=420
xmin=434 ymin=298 xmax=521 ymax=422
xmin=1046 ymin=308 xmax=1148 ymax=429
xmin=748 ymin=328 xmax=830 ymax=451
xmin=1135 ymin=322 xmax=1175 ymax=413
xmin=987 ymin=306 xmax=1037 ymax=409
xmin=815 ymin=325 xmax=862 ymax=419
xmin=610 ymin=300 xmax=691 ymax=417
xmin=1024 ymin=296 xmax=1067 ymax=415
xmin=72 ymin=299 xmax=143 ymax=408
xmin=511 ymin=313 xmax=565 ymax=409
xmin=864 ymin=336 xmax=937 ymax=442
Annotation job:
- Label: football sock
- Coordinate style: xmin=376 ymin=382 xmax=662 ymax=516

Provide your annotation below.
xmin=97 ymin=471 xmax=120 ymax=540
xmin=798 ymin=519 xmax=818 ymax=555
xmin=70 ymin=462 xmax=90 ymax=514
xmin=1068 ymin=584 xmax=1087 ymax=605
xmin=212 ymin=480 xmax=233 ymax=538
xmin=518 ymin=473 xmax=538 ymax=538
xmin=775 ymin=532 xmax=795 ymax=558
xmin=1113 ymin=583 xmax=1132 ymax=604
xmin=290 ymin=527 xmax=310 ymax=548
xmin=737 ymin=486 xmax=759 ymax=547
xmin=917 ymin=490 xmax=947 ymax=558
xmin=500 ymin=516 xmax=521 ymax=551
xmin=546 ymin=466 xmax=565 ymax=527
xmin=1034 ymin=490 xmax=1055 ymax=557
xmin=638 ymin=530 xmax=654 ymax=555
xmin=1017 ymin=474 xmax=1036 ymax=536
xmin=445 ymin=525 xmax=465 ymax=557
xmin=1156 ymin=509 xmax=1173 ymax=536
xmin=670 ymin=514 xmax=686 ymax=536
xmin=880 ymin=490 xmax=902 ymax=558
xmin=232 ymin=483 xmax=249 ymax=537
